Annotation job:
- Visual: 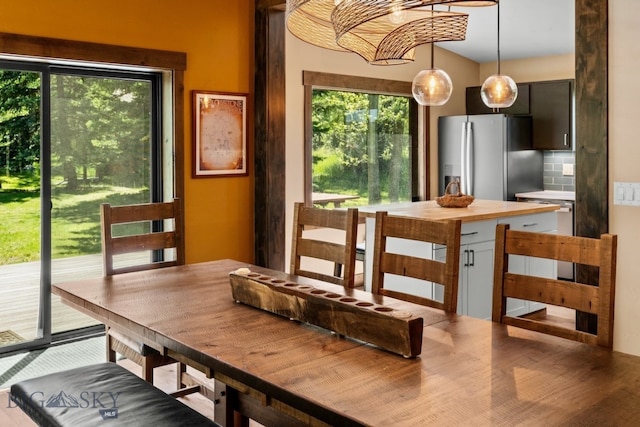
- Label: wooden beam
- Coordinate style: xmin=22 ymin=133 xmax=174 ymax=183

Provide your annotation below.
xmin=575 ymin=0 xmax=608 ymax=332
xmin=0 ymin=32 xmax=186 ymax=70
xmin=254 ymin=4 xmax=286 ymax=270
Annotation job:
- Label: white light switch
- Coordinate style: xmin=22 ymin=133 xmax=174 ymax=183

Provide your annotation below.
xmin=624 ymin=187 xmax=634 ymax=201
xmin=562 ymin=163 xmax=574 ymax=176
xmin=614 ymin=182 xmax=640 ymax=206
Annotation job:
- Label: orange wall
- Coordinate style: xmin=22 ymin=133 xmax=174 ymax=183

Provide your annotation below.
xmin=1 ymin=0 xmax=256 ymax=264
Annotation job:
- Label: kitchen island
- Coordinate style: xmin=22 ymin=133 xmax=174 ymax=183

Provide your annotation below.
xmin=360 ymin=199 xmax=560 ymax=320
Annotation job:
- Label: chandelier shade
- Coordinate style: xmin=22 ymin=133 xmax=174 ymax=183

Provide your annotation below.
xmin=332 ymin=5 xmax=469 ymax=65
xmin=286 ymin=0 xmax=349 ymax=52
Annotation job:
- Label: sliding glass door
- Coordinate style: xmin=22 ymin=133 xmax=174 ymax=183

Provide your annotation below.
xmin=0 ymin=64 xmax=47 ymax=352
xmin=0 ymin=61 xmax=162 ymax=354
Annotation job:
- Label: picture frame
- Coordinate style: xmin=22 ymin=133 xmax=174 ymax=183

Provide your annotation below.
xmin=192 ymin=90 xmax=248 ymax=177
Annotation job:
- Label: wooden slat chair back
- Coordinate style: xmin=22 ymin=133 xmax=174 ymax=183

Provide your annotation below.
xmin=101 ymin=198 xmax=184 ymax=276
xmin=492 ymin=223 xmax=617 ymax=348
xmin=290 ymin=202 xmax=359 ymax=288
xmin=100 ymin=198 xmax=192 ymax=394
xmin=371 ymin=211 xmax=462 ymax=313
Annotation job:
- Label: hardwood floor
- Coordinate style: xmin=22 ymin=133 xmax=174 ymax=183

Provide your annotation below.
xmin=522 ymin=304 xmax=576 ymax=329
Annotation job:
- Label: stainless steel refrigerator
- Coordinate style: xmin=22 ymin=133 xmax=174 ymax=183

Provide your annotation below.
xmin=438 ymin=114 xmax=543 ymax=201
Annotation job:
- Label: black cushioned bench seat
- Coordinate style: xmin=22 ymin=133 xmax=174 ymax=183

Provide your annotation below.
xmin=10 ymin=362 xmax=219 ymax=427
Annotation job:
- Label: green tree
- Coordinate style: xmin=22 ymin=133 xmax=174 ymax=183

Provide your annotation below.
xmin=0 ymin=70 xmax=40 ymax=175
xmin=375 ymin=95 xmax=409 ymax=202
xmin=367 ymin=94 xmax=381 ymax=204
xmin=50 ymin=74 xmax=151 ymax=190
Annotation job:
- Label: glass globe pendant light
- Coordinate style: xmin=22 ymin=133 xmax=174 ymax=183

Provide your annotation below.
xmin=412 ymin=41 xmax=453 ymax=106
xmin=481 ymin=0 xmax=517 ymax=109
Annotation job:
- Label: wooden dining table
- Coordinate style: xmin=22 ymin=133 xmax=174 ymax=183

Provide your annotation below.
xmin=52 ymin=259 xmax=640 ymax=426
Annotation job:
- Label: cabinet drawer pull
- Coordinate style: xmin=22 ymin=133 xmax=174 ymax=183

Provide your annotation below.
xmin=469 ymin=249 xmax=475 ymax=267
xmin=462 ymin=231 xmax=479 ymax=237
xmin=523 ymin=223 xmax=538 ymax=228
xmin=564 ymin=133 xmax=568 ymax=146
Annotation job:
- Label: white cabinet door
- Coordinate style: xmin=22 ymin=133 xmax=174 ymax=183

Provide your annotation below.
xmin=433 ymin=220 xmax=496 ymax=318
xmin=460 ymin=240 xmax=495 ymax=320
xmin=436 ymin=239 xmax=495 ymax=319
xmin=503 ymin=254 xmax=530 ymax=317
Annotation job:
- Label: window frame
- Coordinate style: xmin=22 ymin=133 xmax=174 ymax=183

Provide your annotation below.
xmin=302 ymin=71 xmax=427 ymax=206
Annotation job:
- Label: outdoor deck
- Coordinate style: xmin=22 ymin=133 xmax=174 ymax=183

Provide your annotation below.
xmin=0 ymin=253 xmax=148 ymax=346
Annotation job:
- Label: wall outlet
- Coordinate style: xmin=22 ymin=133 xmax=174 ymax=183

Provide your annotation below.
xmin=562 ymin=163 xmax=574 ymax=176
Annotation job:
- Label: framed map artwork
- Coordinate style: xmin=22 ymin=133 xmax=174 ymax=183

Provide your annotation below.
xmin=192 ymin=90 xmax=248 ymax=177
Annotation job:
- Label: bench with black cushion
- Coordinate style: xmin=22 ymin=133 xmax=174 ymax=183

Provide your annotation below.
xmin=10 ymin=362 xmax=220 ymax=427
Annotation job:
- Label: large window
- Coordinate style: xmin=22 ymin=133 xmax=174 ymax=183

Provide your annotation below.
xmin=304 ymin=71 xmax=423 ymax=208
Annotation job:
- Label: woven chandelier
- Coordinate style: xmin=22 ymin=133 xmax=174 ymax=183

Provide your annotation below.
xmin=286 ymin=0 xmax=500 ymax=106
xmin=286 ymin=0 xmax=498 ymax=65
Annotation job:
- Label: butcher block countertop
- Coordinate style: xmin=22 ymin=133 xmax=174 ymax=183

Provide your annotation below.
xmin=358 ymin=199 xmax=559 ymax=221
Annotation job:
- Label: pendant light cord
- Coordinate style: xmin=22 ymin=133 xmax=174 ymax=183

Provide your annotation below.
xmin=430 ymin=5 xmax=435 ymax=69
xmin=497 ymin=1 xmax=501 ymax=74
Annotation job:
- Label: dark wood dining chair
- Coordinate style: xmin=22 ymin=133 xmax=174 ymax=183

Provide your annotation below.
xmin=100 ymin=198 xmax=190 ymax=393
xmin=290 ymin=201 xmax=359 ymax=288
xmin=371 ymin=211 xmax=462 ymax=313
xmin=492 ymin=223 xmax=617 ymax=348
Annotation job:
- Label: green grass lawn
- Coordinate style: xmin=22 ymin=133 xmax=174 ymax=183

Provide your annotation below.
xmin=0 ymin=174 xmax=147 ymax=265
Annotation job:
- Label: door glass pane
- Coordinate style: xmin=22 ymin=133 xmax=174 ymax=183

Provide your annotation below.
xmin=311 ymin=89 xmax=412 ymax=208
xmin=50 ymin=73 xmax=152 ymax=335
xmin=0 ymin=69 xmax=43 ymax=347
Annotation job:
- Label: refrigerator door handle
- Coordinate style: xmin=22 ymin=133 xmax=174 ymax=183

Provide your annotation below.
xmin=460 ymin=121 xmax=467 ymax=194
xmin=465 ymin=122 xmax=473 ymax=195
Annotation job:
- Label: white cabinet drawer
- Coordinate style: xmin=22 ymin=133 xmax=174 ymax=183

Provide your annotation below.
xmin=460 ymin=220 xmax=497 ymax=244
xmin=498 ymin=212 xmax=557 ymax=232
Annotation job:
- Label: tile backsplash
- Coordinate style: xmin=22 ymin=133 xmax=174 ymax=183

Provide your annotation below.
xmin=543 ymin=150 xmax=575 ymax=191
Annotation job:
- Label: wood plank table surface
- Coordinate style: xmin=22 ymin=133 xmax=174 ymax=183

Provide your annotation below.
xmin=52 ymin=259 xmax=640 ymax=426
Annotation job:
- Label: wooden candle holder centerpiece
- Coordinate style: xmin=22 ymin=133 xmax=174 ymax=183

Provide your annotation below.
xmin=229 ymin=269 xmax=424 ymax=358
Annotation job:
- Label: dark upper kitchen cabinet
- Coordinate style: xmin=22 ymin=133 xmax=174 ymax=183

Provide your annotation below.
xmin=465 ymin=84 xmax=530 ymax=116
xmin=529 ymin=79 xmax=574 ymax=150
xmin=466 ymin=79 xmax=574 ymax=151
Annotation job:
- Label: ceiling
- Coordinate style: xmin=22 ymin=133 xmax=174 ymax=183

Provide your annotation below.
xmin=437 ymin=0 xmax=575 ymax=63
